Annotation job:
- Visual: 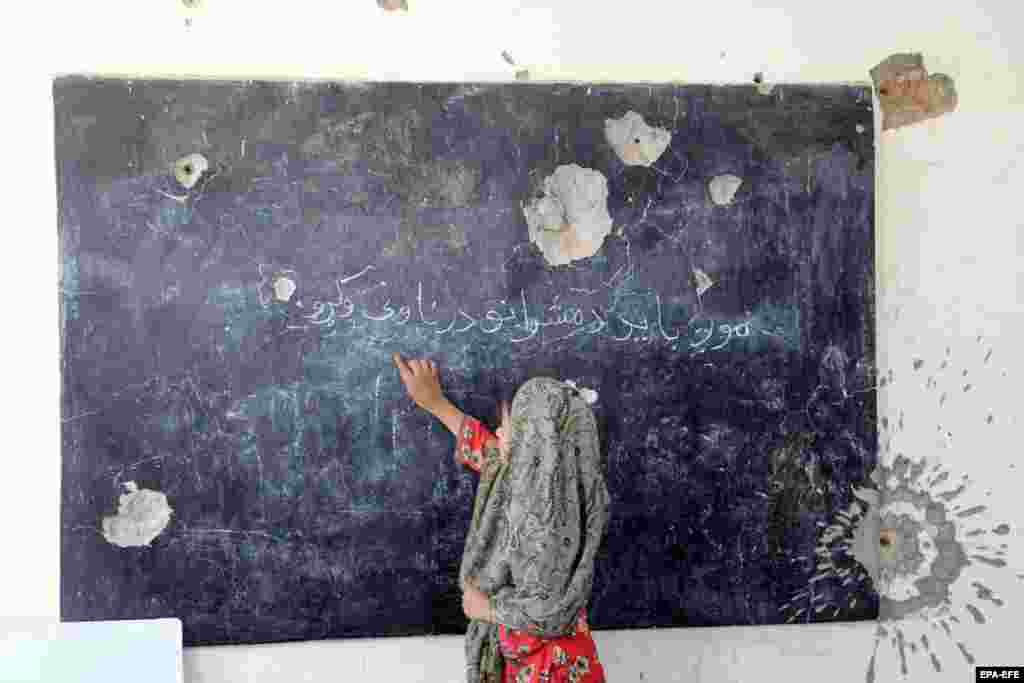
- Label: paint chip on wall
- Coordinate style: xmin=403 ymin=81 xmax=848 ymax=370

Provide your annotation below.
xmin=870 ymin=53 xmax=957 ymax=131
xmin=604 ymin=111 xmax=672 ymax=167
xmin=522 ymin=164 xmax=613 ymax=266
xmin=102 ymin=482 xmax=173 ymax=548
xmin=708 ymin=174 xmax=743 ymax=206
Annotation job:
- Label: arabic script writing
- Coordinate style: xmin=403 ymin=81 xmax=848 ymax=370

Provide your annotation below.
xmin=256 ymin=265 xmax=799 ymax=354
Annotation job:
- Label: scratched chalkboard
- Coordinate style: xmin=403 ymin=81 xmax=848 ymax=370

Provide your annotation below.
xmin=57 ymin=77 xmax=877 ymax=646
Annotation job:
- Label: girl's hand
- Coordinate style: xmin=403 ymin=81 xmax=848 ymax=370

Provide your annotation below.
xmin=393 ymin=353 xmax=445 ymax=412
xmin=461 ymin=580 xmax=494 ymax=623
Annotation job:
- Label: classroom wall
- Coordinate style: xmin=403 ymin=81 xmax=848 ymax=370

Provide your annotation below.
xmin=2 ymin=1 xmax=1021 ymax=681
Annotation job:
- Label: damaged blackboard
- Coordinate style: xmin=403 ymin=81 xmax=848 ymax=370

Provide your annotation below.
xmin=56 ymin=77 xmax=877 ymax=645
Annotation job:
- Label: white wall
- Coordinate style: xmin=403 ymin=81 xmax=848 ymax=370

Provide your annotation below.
xmin=2 ymin=1 xmax=1022 ymax=681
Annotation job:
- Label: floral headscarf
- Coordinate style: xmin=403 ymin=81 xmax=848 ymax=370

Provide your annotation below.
xmin=459 ymin=378 xmax=610 ymax=683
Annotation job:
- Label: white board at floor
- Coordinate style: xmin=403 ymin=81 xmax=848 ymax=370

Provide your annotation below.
xmin=0 ymin=618 xmax=182 ymax=683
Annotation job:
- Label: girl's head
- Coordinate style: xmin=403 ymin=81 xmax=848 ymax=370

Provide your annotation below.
xmin=496 ymin=377 xmax=593 ymax=462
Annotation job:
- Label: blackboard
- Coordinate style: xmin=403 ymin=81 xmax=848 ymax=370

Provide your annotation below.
xmin=57 ymin=77 xmax=877 ymax=646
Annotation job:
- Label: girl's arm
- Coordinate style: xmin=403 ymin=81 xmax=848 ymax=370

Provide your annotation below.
xmin=393 ymin=353 xmax=503 ymax=472
xmin=393 ymin=353 xmax=465 ymax=434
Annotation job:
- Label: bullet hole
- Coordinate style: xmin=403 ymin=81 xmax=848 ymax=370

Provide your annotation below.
xmin=173 ymin=152 xmax=208 ymax=189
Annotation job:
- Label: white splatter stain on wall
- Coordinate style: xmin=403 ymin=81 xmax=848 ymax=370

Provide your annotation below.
xmin=783 ymin=336 xmax=1018 ymax=682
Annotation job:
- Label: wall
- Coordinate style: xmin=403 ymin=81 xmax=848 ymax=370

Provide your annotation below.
xmin=1 ymin=1 xmax=1021 ymax=680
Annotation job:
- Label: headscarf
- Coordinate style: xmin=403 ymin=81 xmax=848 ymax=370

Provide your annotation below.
xmin=459 ymin=377 xmax=610 ymax=683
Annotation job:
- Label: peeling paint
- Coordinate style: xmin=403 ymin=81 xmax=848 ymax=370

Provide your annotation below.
xmin=522 ymin=164 xmax=613 ymax=266
xmin=708 ymin=174 xmax=743 ymax=206
xmin=604 ymin=111 xmax=671 ymax=167
xmin=101 ymin=482 xmax=173 ymax=548
xmin=870 ymin=53 xmax=957 ymax=130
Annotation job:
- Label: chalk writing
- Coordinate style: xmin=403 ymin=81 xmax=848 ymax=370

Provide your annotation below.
xmin=257 ymin=263 xmax=799 ymax=354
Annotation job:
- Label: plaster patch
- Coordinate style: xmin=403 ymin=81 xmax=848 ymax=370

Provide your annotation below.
xmin=101 ymin=482 xmax=173 ymax=548
xmin=173 ymin=153 xmax=208 ymax=189
xmin=522 ymin=164 xmax=613 ymax=266
xmin=870 ymin=53 xmax=957 ymax=131
xmin=604 ymin=111 xmax=671 ymax=167
xmin=708 ymin=174 xmax=743 ymax=206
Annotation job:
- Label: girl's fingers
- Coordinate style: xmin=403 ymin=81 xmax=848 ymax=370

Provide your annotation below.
xmin=396 ymin=357 xmax=441 ymax=378
xmin=393 ymin=353 xmax=412 ymax=382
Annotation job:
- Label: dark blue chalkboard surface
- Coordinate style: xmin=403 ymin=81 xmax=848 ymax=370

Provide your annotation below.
xmin=57 ymin=77 xmax=877 ymax=646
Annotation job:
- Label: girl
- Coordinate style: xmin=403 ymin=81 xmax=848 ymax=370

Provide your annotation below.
xmin=393 ymin=354 xmax=610 ymax=683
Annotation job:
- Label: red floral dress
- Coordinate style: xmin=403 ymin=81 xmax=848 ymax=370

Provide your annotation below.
xmin=456 ymin=417 xmax=608 ymax=683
